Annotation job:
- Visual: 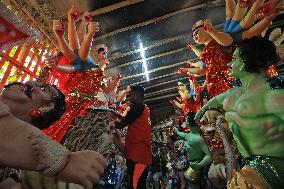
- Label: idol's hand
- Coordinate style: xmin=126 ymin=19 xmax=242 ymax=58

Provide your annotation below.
xmin=264 ymin=120 xmax=284 ymax=140
xmin=83 ymin=11 xmax=92 ymax=22
xmin=174 ymin=127 xmax=179 ymax=133
xmin=169 ymin=99 xmax=176 ymax=105
xmin=187 ymin=74 xmax=196 ymax=81
xmin=88 ymin=22 xmax=100 ymax=36
xmin=53 ymin=20 xmax=65 ymax=36
xmin=68 ymin=5 xmax=80 ymax=22
xmin=254 ymin=0 xmax=283 ymax=20
xmin=190 ymin=162 xmax=202 ymax=170
xmin=57 ymin=151 xmax=107 ymax=189
xmin=239 ymin=0 xmax=257 ymax=8
xmin=125 ymin=85 xmax=131 ymax=93
xmin=44 ymin=55 xmax=57 ymax=68
xmin=203 ymin=19 xmax=214 ymax=33
xmin=115 ymin=72 xmax=122 ymax=80
xmin=186 ymin=44 xmax=197 ymax=51
xmin=178 ymin=68 xmax=189 ymax=74
xmin=187 ymin=62 xmax=195 ymax=67
xmin=186 ymin=44 xmax=193 ymax=50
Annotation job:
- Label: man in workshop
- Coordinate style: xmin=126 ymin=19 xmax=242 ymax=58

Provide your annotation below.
xmin=112 ymin=85 xmax=152 ymax=189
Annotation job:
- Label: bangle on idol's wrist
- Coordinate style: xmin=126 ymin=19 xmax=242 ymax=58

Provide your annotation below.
xmin=28 ymin=133 xmax=71 ymax=176
xmin=0 ymin=104 xmax=10 ymax=118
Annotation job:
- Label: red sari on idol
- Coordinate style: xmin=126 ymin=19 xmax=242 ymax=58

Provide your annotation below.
xmin=200 ymin=40 xmax=235 ymax=98
xmin=181 ymin=98 xmax=201 ymax=117
xmin=44 ymin=56 xmax=106 ymax=143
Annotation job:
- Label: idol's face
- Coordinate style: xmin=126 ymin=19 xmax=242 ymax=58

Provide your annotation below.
xmin=192 ymin=26 xmax=210 ymax=44
xmin=228 ymin=48 xmax=245 ymax=77
xmin=1 ymin=81 xmax=57 ymax=121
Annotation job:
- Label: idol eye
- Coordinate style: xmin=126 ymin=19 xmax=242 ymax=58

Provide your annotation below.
xmin=40 ymin=86 xmax=46 ymax=91
xmin=232 ymin=56 xmax=237 ymax=61
xmin=192 ymin=33 xmax=197 ymax=40
xmin=38 ymin=84 xmax=48 ymax=92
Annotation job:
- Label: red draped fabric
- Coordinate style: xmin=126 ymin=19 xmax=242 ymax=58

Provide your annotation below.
xmin=0 ymin=17 xmax=28 ymax=49
xmin=44 ymin=56 xmax=106 ymax=143
xmin=200 ymin=40 xmax=235 ymax=98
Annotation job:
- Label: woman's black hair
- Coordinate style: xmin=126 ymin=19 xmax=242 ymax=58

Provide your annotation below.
xmin=185 ymin=112 xmax=196 ymax=127
xmin=31 ymin=85 xmax=66 ymax=130
xmin=238 ymin=36 xmax=277 ymax=73
xmin=130 ymin=85 xmax=145 ymax=99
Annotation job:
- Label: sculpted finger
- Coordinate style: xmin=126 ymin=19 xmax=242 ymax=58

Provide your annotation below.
xmin=87 ymin=171 xmax=100 ymax=185
xmin=93 ymin=158 xmax=107 ymax=175
xmin=81 ymin=180 xmax=93 ymax=189
xmin=268 ymin=133 xmax=282 ymax=140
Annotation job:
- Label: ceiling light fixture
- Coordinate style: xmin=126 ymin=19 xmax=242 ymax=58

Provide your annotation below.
xmin=139 ymin=42 xmax=150 ymax=81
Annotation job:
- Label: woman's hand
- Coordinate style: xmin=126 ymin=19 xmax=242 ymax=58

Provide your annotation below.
xmin=0 ymin=99 xmax=10 ymax=118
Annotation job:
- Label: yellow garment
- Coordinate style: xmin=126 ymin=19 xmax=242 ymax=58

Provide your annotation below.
xmin=184 ymin=167 xmax=201 ymax=182
xmin=227 ymin=166 xmax=269 ymax=189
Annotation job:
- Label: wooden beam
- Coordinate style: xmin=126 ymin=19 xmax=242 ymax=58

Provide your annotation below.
xmin=9 ymin=0 xmax=57 ymax=48
xmin=90 ymin=0 xmax=144 ymax=16
xmin=145 ymin=77 xmax=188 ymax=90
xmin=151 ymin=106 xmax=174 ymax=113
xmin=145 ymin=93 xmax=177 ymax=102
xmin=31 ymin=47 xmax=47 ymax=79
xmin=20 ymin=48 xmax=38 ymax=82
xmin=93 ymin=0 xmax=224 ymax=42
xmin=148 ymin=103 xmax=172 ymax=110
xmin=130 ymin=72 xmax=176 ymax=86
xmin=108 ymin=32 xmax=193 ymax=61
xmin=120 ymin=59 xmax=193 ymax=81
xmin=151 ymin=111 xmax=175 ymax=119
xmin=0 ymin=45 xmax=22 ymax=90
xmin=0 ymin=52 xmax=36 ymax=77
xmin=0 ymin=48 xmax=12 ymax=69
xmin=145 ymin=87 xmax=177 ymax=98
xmin=107 ymin=23 xmax=225 ymax=62
xmin=151 ymin=111 xmax=175 ymax=117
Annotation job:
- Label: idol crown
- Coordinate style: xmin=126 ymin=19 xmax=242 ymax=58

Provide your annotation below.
xmin=192 ymin=20 xmax=204 ymax=33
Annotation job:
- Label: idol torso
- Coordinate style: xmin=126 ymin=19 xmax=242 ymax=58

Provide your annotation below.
xmin=223 ymin=86 xmax=284 ymax=157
